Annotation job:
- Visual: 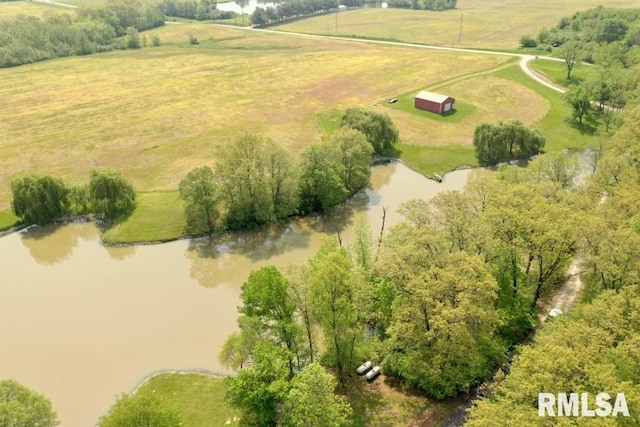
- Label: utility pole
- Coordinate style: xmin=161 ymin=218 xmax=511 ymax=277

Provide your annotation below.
xmin=336 ymin=6 xmax=338 ymax=32
xmin=458 ymin=13 xmax=463 ymax=45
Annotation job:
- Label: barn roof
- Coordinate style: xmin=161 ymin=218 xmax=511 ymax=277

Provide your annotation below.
xmin=415 ymin=90 xmax=452 ymax=104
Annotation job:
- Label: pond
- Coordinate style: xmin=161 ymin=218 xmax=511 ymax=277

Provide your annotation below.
xmin=217 ymin=0 xmax=279 ymax=15
xmin=0 ymin=163 xmax=487 ymax=426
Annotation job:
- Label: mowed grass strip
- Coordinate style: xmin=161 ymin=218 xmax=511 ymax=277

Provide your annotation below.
xmin=123 ymin=374 xmax=237 ymax=427
xmin=0 ymin=27 xmax=509 ymax=209
xmin=102 ymin=191 xmax=186 ymax=243
xmin=397 ymin=143 xmax=478 ymax=176
xmin=0 ymin=211 xmax=20 ymax=231
xmin=274 ymin=0 xmax=640 ymax=49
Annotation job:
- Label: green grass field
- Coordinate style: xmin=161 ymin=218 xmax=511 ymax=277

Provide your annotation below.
xmin=529 ymin=59 xmax=599 ymax=87
xmin=121 ymin=374 xmax=237 ymax=426
xmin=0 ymin=1 xmax=71 ymax=19
xmin=274 ymin=0 xmax=640 ymax=49
xmin=1 ymin=1 xmax=618 ymax=241
xmin=0 ymin=24 xmax=511 ymax=211
xmin=102 ymin=191 xmax=186 ymax=243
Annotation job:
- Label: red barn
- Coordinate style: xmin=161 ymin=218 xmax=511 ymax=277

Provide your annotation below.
xmin=414 ymin=90 xmax=456 ymax=114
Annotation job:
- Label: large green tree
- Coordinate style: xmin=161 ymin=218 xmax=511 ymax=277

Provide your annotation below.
xmin=329 ymin=128 xmax=374 ymax=193
xmin=379 ymin=223 xmax=502 ymax=398
xmin=88 ymin=169 xmax=136 ymax=220
xmin=0 ymin=380 xmax=59 ymax=427
xmin=225 ymin=340 xmax=292 ymax=427
xmin=238 ymin=266 xmax=303 ymax=374
xmin=565 ymin=84 xmax=593 ymax=125
xmin=472 ymin=121 xmax=545 ymax=166
xmin=341 ymin=107 xmax=399 ymax=154
xmin=281 ymin=363 xmax=352 ymax=427
xmin=298 ymin=143 xmax=348 ymax=213
xmin=179 ymin=166 xmax=220 ymax=233
xmin=309 ymin=240 xmax=370 ymax=382
xmin=11 ymin=173 xmax=69 ymax=225
xmin=216 ymin=134 xmax=298 ymax=228
xmin=558 ymin=39 xmax=583 ymax=80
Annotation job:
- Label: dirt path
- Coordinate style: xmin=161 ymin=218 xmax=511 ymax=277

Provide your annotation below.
xmin=519 ymin=55 xmax=565 ymax=94
xmin=247 ymin=26 xmax=569 ymax=93
xmin=31 ymin=0 xmax=77 ymax=8
xmin=539 ymin=258 xmax=584 ymax=323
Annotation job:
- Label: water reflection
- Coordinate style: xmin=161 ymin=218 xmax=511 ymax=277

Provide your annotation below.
xmin=104 ymin=244 xmax=137 ymax=261
xmin=19 ymin=222 xmax=96 ymax=265
xmin=20 ymin=222 xmax=138 ymax=264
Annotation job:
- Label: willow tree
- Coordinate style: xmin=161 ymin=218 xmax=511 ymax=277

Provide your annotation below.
xmin=341 ymin=107 xmax=399 ymax=154
xmin=11 ymin=173 xmax=68 ymax=225
xmin=88 ymin=169 xmax=136 ymax=219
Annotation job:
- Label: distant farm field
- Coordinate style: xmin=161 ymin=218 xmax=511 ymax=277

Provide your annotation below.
xmin=275 ymin=0 xmax=640 ymax=49
xmin=0 ymin=24 xmax=515 ymax=209
xmin=0 ymin=1 xmax=70 ymax=19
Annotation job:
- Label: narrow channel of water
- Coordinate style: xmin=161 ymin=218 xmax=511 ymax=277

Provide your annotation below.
xmin=0 ymin=164 xmax=487 ymax=426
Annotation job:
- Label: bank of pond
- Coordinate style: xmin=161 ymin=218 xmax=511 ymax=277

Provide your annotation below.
xmin=0 ymin=163 xmax=485 ymax=426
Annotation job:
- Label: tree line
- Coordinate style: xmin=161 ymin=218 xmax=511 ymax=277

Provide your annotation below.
xmin=468 ymin=107 xmax=640 ymax=422
xmin=218 ymin=147 xmax=606 ymax=423
xmin=160 ymin=0 xmax=235 ymax=21
xmin=251 ymin=0 xmax=360 ymax=28
xmin=0 ymin=0 xmax=165 ymax=67
xmin=522 ymin=7 xmax=640 ymax=128
xmin=386 ymin=0 xmax=455 ymax=11
xmin=10 ymin=169 xmax=136 ymax=224
xmin=178 ymin=107 xmax=398 ymax=233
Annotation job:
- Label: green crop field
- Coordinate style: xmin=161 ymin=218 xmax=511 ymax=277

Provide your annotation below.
xmin=0 ymin=24 xmax=514 ymax=210
xmin=274 ymin=0 xmax=640 ymax=49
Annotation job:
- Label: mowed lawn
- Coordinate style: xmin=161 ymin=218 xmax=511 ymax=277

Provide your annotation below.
xmin=102 ymin=191 xmax=186 ymax=243
xmin=275 ymin=0 xmax=640 ymax=49
xmin=0 ymin=24 xmax=511 ymax=210
xmin=120 ymin=374 xmax=238 ymax=426
xmin=0 ymin=211 xmax=20 ymax=231
xmin=529 ymin=59 xmax=599 ymax=87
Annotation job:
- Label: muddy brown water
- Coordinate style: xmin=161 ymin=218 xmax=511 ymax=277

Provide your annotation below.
xmin=0 ymin=163 xmax=487 ymax=426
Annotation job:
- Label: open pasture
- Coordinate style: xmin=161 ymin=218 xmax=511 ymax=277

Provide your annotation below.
xmin=0 ymin=1 xmax=70 ymax=19
xmin=0 ymin=25 xmax=513 ymax=209
xmin=383 ymin=73 xmax=549 ymax=146
xmin=275 ymin=0 xmax=640 ymax=49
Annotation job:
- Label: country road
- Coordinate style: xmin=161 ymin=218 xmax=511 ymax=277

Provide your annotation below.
xmin=245 ymin=26 xmax=568 ymax=93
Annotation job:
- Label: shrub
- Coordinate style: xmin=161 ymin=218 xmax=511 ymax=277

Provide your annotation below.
xmin=519 ymin=35 xmax=538 ymax=48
